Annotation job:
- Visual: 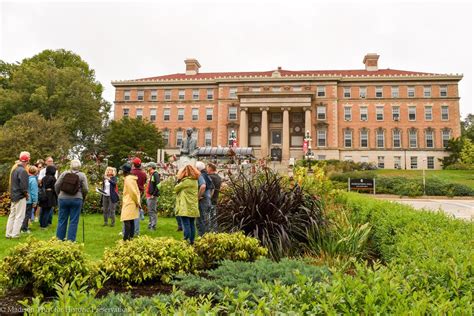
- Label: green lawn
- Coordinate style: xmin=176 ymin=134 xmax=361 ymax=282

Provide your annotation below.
xmin=375 ymin=169 xmax=474 ymax=189
xmin=0 ymin=214 xmax=182 ymax=261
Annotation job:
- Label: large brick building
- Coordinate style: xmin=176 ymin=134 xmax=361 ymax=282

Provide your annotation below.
xmin=112 ymin=53 xmax=462 ymax=169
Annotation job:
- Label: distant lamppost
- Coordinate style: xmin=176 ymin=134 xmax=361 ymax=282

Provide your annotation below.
xmin=304 ymin=130 xmax=313 ymax=172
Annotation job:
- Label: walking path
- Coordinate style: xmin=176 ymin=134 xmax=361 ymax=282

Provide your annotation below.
xmin=375 ymin=196 xmax=474 ymax=220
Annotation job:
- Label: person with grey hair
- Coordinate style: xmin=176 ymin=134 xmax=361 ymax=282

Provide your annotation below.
xmin=6 ymin=152 xmax=30 ymax=238
xmin=54 ymin=159 xmax=89 ymax=242
xmin=195 ymin=161 xmax=215 ymax=236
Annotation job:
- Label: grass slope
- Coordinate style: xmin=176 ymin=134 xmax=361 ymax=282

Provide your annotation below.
xmin=0 ymin=214 xmax=182 ymax=261
xmin=375 ymin=169 xmax=474 ymax=189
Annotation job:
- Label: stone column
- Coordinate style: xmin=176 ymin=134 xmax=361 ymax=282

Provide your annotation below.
xmin=282 ymin=107 xmax=290 ymax=161
xmin=239 ymin=107 xmax=248 ymax=147
xmin=260 ymin=107 xmax=269 ymax=157
xmin=304 ymin=107 xmax=312 ymax=138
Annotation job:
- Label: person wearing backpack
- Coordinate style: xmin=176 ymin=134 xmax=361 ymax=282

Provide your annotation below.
xmin=38 ymin=165 xmax=58 ymax=228
xmin=195 ymin=161 xmax=215 ymax=236
xmin=146 ymin=162 xmax=160 ymax=231
xmin=54 ymin=159 xmax=89 ymax=242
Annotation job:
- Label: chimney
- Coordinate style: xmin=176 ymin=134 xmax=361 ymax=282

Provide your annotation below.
xmin=185 ymin=58 xmax=201 ymax=75
xmin=363 ymin=53 xmax=379 ymax=71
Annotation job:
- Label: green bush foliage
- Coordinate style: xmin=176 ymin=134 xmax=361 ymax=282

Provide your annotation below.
xmin=193 ymin=232 xmax=268 ymax=269
xmin=0 ymin=238 xmax=95 ymax=295
xmin=157 ymin=177 xmax=176 ymax=217
xmin=82 ymin=188 xmax=103 ymax=214
xmin=174 ymin=258 xmax=329 ymax=300
xmin=101 ymin=236 xmax=197 ymax=284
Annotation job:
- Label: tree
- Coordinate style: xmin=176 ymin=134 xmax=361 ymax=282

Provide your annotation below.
xmin=461 ymin=113 xmax=474 ymax=142
xmin=104 ymin=117 xmax=163 ymax=168
xmin=459 ymin=138 xmax=474 ymax=165
xmin=0 ymin=112 xmax=71 ymax=164
xmin=0 ymin=49 xmax=110 ymax=152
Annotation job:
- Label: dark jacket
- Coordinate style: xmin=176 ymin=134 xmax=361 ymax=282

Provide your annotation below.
xmin=131 ymin=167 xmax=147 ymax=194
xmin=102 ymin=176 xmax=119 ymax=204
xmin=39 ymin=165 xmax=57 ymax=208
xmin=147 ymin=171 xmax=160 ymax=197
xmin=10 ymin=164 xmax=29 ymax=202
xmin=208 ymin=173 xmax=222 ymax=205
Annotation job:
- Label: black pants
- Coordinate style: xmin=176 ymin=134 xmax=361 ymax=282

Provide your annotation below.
xmin=123 ymin=220 xmax=135 ymax=241
xmin=21 ymin=204 xmax=33 ymax=232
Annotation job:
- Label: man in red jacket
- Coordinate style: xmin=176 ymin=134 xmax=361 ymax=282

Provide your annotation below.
xmin=131 ymin=157 xmax=147 ymax=235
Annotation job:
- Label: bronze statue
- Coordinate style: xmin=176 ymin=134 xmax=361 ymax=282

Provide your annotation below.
xmin=180 ymin=128 xmax=198 ymax=156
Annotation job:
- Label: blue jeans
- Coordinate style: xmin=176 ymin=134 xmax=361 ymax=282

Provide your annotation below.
xmin=176 ymin=216 xmax=182 ymax=229
xmin=56 ymin=198 xmax=82 ymax=242
xmin=181 ymin=216 xmax=196 ymax=244
xmin=197 ymin=198 xmax=211 ymax=236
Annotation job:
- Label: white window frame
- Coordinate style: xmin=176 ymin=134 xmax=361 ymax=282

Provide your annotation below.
xmin=192 ymin=89 xmax=199 ymax=100
xmin=375 ymin=86 xmax=383 ymax=98
xmin=163 ymin=109 xmax=171 ymax=121
xmin=344 ymin=129 xmax=352 ymax=148
xmin=317 ymin=106 xmax=326 ymax=120
xmin=360 ymin=106 xmax=368 ymax=121
xmin=376 ymin=130 xmax=385 ymax=148
xmin=150 ymin=90 xmax=157 ymax=101
xmin=317 ymin=129 xmax=327 ymax=147
xmin=317 ymin=86 xmax=326 ymax=97
xmin=228 ymin=107 xmax=237 ymax=120
xmin=394 ymin=156 xmax=401 ymax=169
xmin=377 ymin=156 xmax=385 ymax=169
xmin=425 ymin=106 xmax=433 ymax=121
xmin=192 ymin=108 xmax=199 ymax=121
xmin=206 ymin=108 xmax=213 ymax=121
xmin=392 ymin=106 xmax=400 ymax=121
xmin=137 ymin=90 xmax=144 ymax=101
xmin=204 ymin=130 xmax=212 ymax=147
xmin=442 ymin=130 xmax=451 ymax=148
xmin=391 ymin=86 xmax=399 ymax=98
xmin=407 ymin=86 xmax=415 ymax=98
xmin=392 ymin=129 xmax=401 ymax=148
xmin=123 ymin=108 xmax=129 ymax=117
xmin=409 ymin=130 xmax=418 ymax=148
xmin=343 ymin=87 xmax=351 ymax=98
xmin=136 ymin=108 xmax=143 ymax=119
xmin=344 ymin=106 xmax=352 ymax=121
xmin=376 ymin=106 xmax=384 ymax=121
xmin=124 ymin=90 xmax=131 ymax=101
xmin=427 ymin=156 xmax=435 ymax=169
xmin=360 ymin=129 xmax=368 ymax=148
xmin=425 ymin=130 xmax=434 ymax=148
xmin=150 ymin=108 xmax=157 ymax=122
xmin=176 ymin=130 xmax=183 ymax=147
xmin=441 ymin=106 xmax=449 ymax=120
xmin=229 ymin=87 xmax=237 ymax=99
xmin=408 ymin=106 xmax=416 ymax=121
xmin=162 ymin=130 xmax=169 ymax=146
xmin=164 ymin=90 xmax=171 ymax=101
xmin=178 ymin=89 xmax=185 ymax=100
xmin=440 ymin=85 xmax=447 ymax=97
xmin=423 ymin=86 xmax=431 ymax=98
xmin=207 ymin=89 xmax=214 ymax=100
xmin=359 ymin=87 xmax=367 ymax=98
xmin=410 ymin=156 xmax=418 ymax=169
xmin=177 ymin=108 xmax=185 ymax=121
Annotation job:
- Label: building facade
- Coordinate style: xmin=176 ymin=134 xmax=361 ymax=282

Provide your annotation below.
xmin=112 ymin=54 xmax=462 ymax=169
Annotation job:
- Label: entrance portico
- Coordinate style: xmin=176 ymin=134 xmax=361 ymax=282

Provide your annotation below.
xmin=239 ymin=95 xmax=313 ymax=162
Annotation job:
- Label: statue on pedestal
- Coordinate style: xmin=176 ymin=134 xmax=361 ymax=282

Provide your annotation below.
xmin=178 ymin=128 xmax=198 ymax=169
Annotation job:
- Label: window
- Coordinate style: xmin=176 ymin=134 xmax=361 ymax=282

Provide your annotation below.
xmin=377 ymin=156 xmax=385 ymax=169
xmin=375 ymin=86 xmax=383 ymax=98
xmin=137 ymin=90 xmax=144 ymax=101
xmin=425 ymin=106 xmax=433 ymax=120
xmin=192 ymin=130 xmax=199 ymax=144
xmin=317 ymin=155 xmax=326 ymax=160
xmin=207 ymin=89 xmax=214 ymax=100
xmin=440 ymin=85 xmax=447 ymax=97
xmin=425 ymin=130 xmax=434 ymax=148
xmin=317 ymin=86 xmax=326 ymax=97
xmin=150 ymin=90 xmax=157 ymax=101
xmin=392 ymin=129 xmax=401 ymax=148
xmin=359 ymin=87 xmax=367 ymax=98
xmin=229 ymin=87 xmax=237 ymax=99
xmin=376 ymin=106 xmax=384 ymax=121
xmin=410 ymin=156 xmax=418 ymax=169
xmin=409 ymin=129 xmax=417 ymax=148
xmin=176 ymin=130 xmax=183 ymax=147
xmin=271 ymin=130 xmax=282 ymax=144
xmin=442 ymin=130 xmax=451 ymax=148
xmin=392 ymin=106 xmax=400 ymax=121
xmin=192 ymin=108 xmax=199 ymax=121
xmin=192 ymin=89 xmax=199 ymax=100
xmin=344 ymin=156 xmax=353 ymax=161
xmin=441 ymin=106 xmax=449 ymax=120
xmin=360 ymin=106 xmax=368 ymax=121
xmin=272 ymin=87 xmax=281 ymax=92
xmin=360 ymin=129 xmax=368 ymax=148
xmin=317 ymin=129 xmax=326 ymax=147
xmin=178 ymin=89 xmax=185 ymax=100
xmin=344 ymin=129 xmax=352 ymax=148
xmin=177 ymin=108 xmax=184 ymax=121
xmin=317 ymin=106 xmax=326 ymax=120
xmin=391 ymin=86 xmax=399 ymax=98
xmin=423 ymin=86 xmax=431 ymax=97
xmin=344 ymin=106 xmax=352 ymax=121
xmin=376 ymin=129 xmax=384 ymax=148
xmin=136 ymin=108 xmax=143 ymax=119
xmin=407 ymin=86 xmax=415 ymax=98
xmin=165 ymin=90 xmax=171 ymax=100
xmin=394 ymin=156 xmax=401 ymax=169
xmin=124 ymin=90 xmax=131 ymax=101
xmin=361 ymin=156 xmax=369 ymax=163
xmin=162 ymin=130 xmax=169 ymax=146
xmin=343 ymin=87 xmax=351 ymax=98
xmin=150 ymin=108 xmax=156 ymax=122
xmin=163 ymin=109 xmax=170 ymax=121
xmin=408 ymin=106 xmax=416 ymax=121
xmin=251 ymin=113 xmax=261 ymax=123
xmin=251 ymin=87 xmax=261 ymax=92
xmin=206 ymin=108 xmax=213 ymax=121
xmin=205 ymin=130 xmax=212 ymax=147
xmin=293 ymin=86 xmax=302 ymax=92
xmin=271 ymin=112 xmax=282 ymax=123
xmin=228 ymin=107 xmax=237 ymax=120
xmin=427 ymin=156 xmax=435 ymax=169
xmin=123 ymin=108 xmax=129 ymax=117
xmin=292 ymin=112 xmax=303 ymax=123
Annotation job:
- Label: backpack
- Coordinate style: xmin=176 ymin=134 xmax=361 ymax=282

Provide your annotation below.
xmin=38 ymin=185 xmax=48 ymax=203
xmin=60 ymin=172 xmax=81 ymax=195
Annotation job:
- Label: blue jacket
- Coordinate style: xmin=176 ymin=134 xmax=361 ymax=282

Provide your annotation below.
xmin=27 ymin=175 xmax=39 ymax=205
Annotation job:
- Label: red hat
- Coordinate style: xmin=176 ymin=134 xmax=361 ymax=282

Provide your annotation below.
xmin=19 ymin=152 xmax=30 ymax=162
xmin=132 ymin=157 xmax=141 ymax=165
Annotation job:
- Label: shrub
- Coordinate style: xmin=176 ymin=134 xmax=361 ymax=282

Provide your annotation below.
xmin=0 ymin=238 xmax=95 ymax=295
xmin=329 ymin=171 xmax=376 ymax=183
xmin=157 ymin=177 xmax=177 ymax=217
xmin=82 ymin=188 xmax=103 ymax=214
xmin=101 ymin=236 xmax=197 ymax=284
xmin=445 ymin=162 xmax=474 ymax=170
xmin=174 ymin=258 xmax=329 ymax=300
xmin=218 ymin=169 xmax=325 ymax=260
xmin=193 ymin=232 xmax=267 ymax=269
xmin=0 ymin=191 xmax=10 ymax=216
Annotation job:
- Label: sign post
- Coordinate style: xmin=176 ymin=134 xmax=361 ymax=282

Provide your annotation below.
xmin=348 ymin=178 xmax=376 ymax=194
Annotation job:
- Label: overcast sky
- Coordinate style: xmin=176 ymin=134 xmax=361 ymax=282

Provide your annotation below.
xmin=1 ymin=0 xmax=472 ymax=118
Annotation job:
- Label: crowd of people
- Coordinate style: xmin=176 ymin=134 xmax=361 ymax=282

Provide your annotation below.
xmin=6 ymin=151 xmax=222 ymax=244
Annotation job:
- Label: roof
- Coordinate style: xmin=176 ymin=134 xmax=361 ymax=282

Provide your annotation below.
xmin=135 ymin=69 xmax=436 ymax=81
